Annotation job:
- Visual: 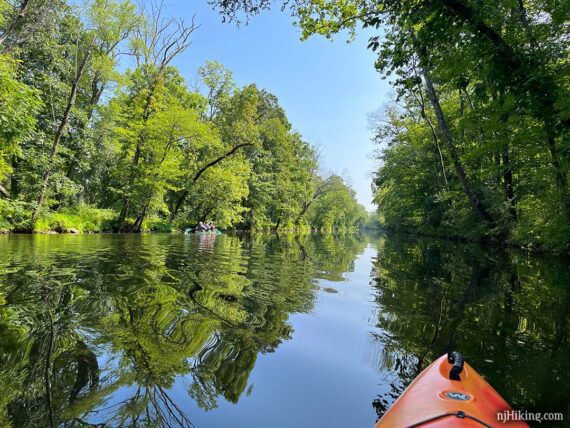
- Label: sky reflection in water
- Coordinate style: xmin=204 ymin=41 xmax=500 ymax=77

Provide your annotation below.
xmin=0 ymin=233 xmax=568 ymax=427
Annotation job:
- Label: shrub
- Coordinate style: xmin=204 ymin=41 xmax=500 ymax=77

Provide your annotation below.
xmin=34 ymin=205 xmax=115 ymax=233
xmin=142 ymin=218 xmax=174 ymax=233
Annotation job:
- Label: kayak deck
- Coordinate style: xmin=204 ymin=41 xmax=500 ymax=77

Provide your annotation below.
xmin=375 ymin=354 xmax=528 ymax=427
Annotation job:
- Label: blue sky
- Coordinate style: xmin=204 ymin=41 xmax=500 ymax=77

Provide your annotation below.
xmin=168 ymin=1 xmax=392 ymax=210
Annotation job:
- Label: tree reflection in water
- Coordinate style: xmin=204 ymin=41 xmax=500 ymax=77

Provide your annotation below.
xmin=369 ymin=234 xmax=570 ymax=422
xmin=0 ymin=233 xmax=367 ymax=427
xmin=1 ymin=233 xmax=568 ymax=427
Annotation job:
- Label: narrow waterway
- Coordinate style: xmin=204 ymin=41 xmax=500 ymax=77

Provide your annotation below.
xmin=0 ymin=233 xmax=568 ymax=427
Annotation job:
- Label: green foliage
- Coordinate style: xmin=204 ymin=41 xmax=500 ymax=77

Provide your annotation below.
xmin=0 ymin=199 xmax=28 ymax=231
xmin=368 ymin=69 xmax=570 ymax=250
xmin=512 ymin=193 xmax=570 ymax=252
xmin=142 ymin=217 xmax=174 ymax=232
xmin=108 ymin=66 xmax=202 ymax=225
xmin=0 ymin=55 xmax=41 ymax=181
xmin=34 ymin=205 xmax=115 ymax=232
xmin=206 ymin=0 xmax=570 ymax=252
xmin=308 ymin=175 xmax=368 ymax=231
xmin=0 ymin=0 xmax=367 ymax=234
xmin=0 ymin=0 xmax=8 ymax=28
xmin=183 ymin=159 xmax=251 ymax=228
xmin=199 ymin=60 xmax=237 ymax=119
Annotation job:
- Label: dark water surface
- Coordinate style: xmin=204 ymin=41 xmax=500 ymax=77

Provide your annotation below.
xmin=0 ymin=233 xmax=568 ymax=427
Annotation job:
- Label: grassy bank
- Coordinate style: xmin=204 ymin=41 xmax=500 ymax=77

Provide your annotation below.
xmin=32 ymin=206 xmax=116 ymax=233
xmin=0 ymin=201 xmax=366 ymax=235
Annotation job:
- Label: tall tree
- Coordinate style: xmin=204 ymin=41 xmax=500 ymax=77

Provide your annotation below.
xmin=115 ymin=2 xmax=198 ymax=229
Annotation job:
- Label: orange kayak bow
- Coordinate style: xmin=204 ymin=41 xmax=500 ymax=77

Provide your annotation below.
xmin=375 ymin=352 xmax=529 ymax=427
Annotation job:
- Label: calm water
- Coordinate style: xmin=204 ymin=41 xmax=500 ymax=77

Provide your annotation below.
xmin=0 ymin=233 xmax=569 ymax=427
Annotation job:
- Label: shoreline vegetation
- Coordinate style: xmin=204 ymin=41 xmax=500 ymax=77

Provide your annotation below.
xmin=2 ymin=0 xmax=569 ymax=255
xmin=205 ymin=0 xmax=570 ymax=255
xmin=0 ymin=207 xmax=366 ymax=235
xmin=0 ymin=1 xmax=368 ymax=237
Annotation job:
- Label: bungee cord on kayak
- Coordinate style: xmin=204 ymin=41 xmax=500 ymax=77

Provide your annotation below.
xmin=407 ymin=411 xmax=494 ymax=428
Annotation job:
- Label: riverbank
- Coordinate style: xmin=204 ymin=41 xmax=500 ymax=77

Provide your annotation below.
xmin=2 ymin=210 xmax=567 ymax=256
xmin=3 ymin=202 xmax=566 ymax=256
xmin=378 ymin=224 xmax=570 ymax=256
xmin=0 ymin=204 xmax=362 ymax=235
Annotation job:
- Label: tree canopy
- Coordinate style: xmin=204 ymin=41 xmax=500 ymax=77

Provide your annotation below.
xmin=0 ymin=0 xmax=366 ymax=233
xmin=207 ymin=0 xmax=570 ymax=252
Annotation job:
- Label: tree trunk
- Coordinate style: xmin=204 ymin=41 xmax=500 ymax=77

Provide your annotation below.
xmin=421 ymin=65 xmax=494 ymax=224
xmin=170 ymin=190 xmax=189 ymax=222
xmin=131 ymin=203 xmax=148 ymax=233
xmin=10 ymin=155 xmax=19 ymax=198
xmin=295 ymin=201 xmax=311 ymax=225
xmin=32 ymin=38 xmax=94 ymax=226
xmin=501 ymin=145 xmax=517 ymax=220
xmin=441 ymin=0 xmax=570 ymax=222
xmin=0 ymin=0 xmax=30 ymax=49
xmin=117 ymin=86 xmax=156 ymax=227
xmin=547 ymin=133 xmax=570 ymax=223
xmin=87 ymin=77 xmax=105 ymax=121
xmin=129 ymin=134 xmax=178 ymax=231
xmin=415 ymin=89 xmax=448 ymax=187
xmin=169 ymin=143 xmax=254 ymax=222
xmin=0 ymin=184 xmax=9 ymax=198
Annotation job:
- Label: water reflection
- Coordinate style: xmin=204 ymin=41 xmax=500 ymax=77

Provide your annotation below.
xmin=370 ymin=234 xmax=570 ymax=423
xmin=0 ymin=233 xmax=367 ymax=427
xmin=1 ymin=233 xmax=569 ymax=427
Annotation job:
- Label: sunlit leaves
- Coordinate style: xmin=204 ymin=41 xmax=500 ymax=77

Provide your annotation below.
xmin=0 ymin=55 xmax=41 ymax=180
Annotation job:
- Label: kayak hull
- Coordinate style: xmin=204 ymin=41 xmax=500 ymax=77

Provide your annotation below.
xmin=375 ymin=354 xmax=528 ymax=427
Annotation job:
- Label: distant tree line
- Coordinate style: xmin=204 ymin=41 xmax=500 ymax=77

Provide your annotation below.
xmin=0 ymin=0 xmax=367 ymax=233
xmin=208 ymin=0 xmax=570 ymax=252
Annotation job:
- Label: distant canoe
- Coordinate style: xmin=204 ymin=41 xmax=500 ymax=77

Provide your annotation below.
xmin=184 ymin=228 xmax=222 ymax=235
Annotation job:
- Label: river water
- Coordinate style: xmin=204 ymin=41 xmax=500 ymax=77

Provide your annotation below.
xmin=0 ymin=233 xmax=568 ymax=427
